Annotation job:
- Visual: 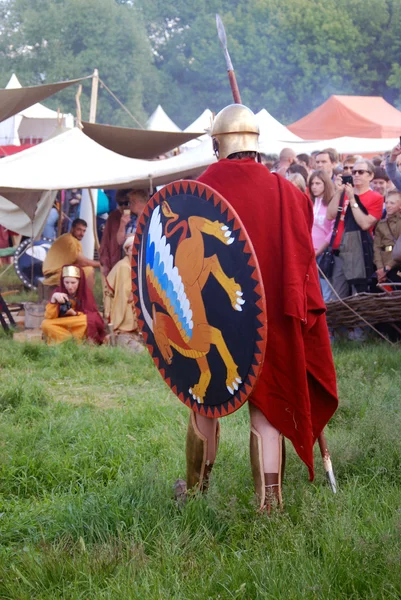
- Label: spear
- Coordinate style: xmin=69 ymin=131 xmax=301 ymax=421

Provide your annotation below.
xmin=318 ymin=432 xmax=337 ymax=493
xmin=216 ymin=14 xmax=242 ymax=104
xmin=215 ymin=13 xmax=337 ymax=494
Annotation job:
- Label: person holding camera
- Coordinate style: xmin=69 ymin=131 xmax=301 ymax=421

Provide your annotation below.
xmin=41 ymin=265 xmax=105 ymax=345
xmin=326 ymin=159 xmax=383 ymax=300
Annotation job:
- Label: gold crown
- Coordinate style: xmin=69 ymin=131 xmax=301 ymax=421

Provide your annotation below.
xmin=62 ymin=265 xmax=81 ymax=279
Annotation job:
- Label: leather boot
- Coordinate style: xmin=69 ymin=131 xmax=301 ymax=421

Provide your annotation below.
xmin=250 ymin=426 xmax=283 ymax=514
xmin=174 ymin=411 xmax=220 ymax=504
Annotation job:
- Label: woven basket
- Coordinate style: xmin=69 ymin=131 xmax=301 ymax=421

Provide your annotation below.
xmin=325 ymin=291 xmax=401 ymax=329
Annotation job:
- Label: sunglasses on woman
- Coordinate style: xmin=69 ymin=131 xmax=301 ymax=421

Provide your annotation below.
xmin=118 ymin=201 xmax=130 ymax=207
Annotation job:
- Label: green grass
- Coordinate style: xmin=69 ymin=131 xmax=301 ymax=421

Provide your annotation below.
xmin=0 ymin=264 xmax=38 ymax=304
xmin=0 ymin=339 xmax=400 ymax=599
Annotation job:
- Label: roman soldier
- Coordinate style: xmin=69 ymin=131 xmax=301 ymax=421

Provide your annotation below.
xmin=174 ymin=104 xmax=338 ymax=513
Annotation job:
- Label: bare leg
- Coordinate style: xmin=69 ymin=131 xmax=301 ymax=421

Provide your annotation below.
xmin=249 ymin=404 xmax=280 ymax=472
xmin=195 ymin=413 xmax=219 ymax=464
xmin=249 ymin=403 xmax=283 ymax=512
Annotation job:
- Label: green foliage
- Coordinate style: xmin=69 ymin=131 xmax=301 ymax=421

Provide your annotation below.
xmin=139 ymin=0 xmax=401 ymax=125
xmin=0 ymin=338 xmax=400 ymax=598
xmin=2 ymin=0 xmax=401 ymax=128
xmin=0 ymin=0 xmax=158 ymax=126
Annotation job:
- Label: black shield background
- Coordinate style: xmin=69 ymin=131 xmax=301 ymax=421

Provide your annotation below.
xmin=133 ymin=181 xmax=267 ymax=417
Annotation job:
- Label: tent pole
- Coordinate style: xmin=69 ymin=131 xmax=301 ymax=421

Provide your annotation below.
xmin=57 ymin=192 xmax=63 ymax=238
xmin=75 ymin=85 xmax=83 ymax=130
xmin=88 ymin=189 xmax=100 ymax=252
xmin=89 ymin=69 xmax=99 ymax=124
xmin=30 ymin=219 xmax=34 ymax=288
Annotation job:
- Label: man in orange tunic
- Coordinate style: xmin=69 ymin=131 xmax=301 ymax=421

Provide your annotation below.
xmin=42 ymin=219 xmax=100 ymax=289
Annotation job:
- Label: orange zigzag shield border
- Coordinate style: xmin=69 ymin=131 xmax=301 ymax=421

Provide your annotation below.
xmin=132 ymin=180 xmax=267 ymax=418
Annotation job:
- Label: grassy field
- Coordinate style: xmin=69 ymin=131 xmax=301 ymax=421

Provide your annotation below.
xmin=0 ymin=336 xmax=400 ymax=599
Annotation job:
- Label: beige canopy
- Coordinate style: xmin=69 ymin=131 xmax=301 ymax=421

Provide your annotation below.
xmin=81 ymin=121 xmax=203 ymax=159
xmin=0 ymin=76 xmax=91 ymax=123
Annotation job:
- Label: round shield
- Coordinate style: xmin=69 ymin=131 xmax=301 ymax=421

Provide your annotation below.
xmin=13 ymin=237 xmax=53 ymax=289
xmin=132 ymin=180 xmax=267 ymax=418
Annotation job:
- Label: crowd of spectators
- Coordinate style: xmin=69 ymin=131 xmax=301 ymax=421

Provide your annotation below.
xmin=8 ymin=140 xmax=401 ymax=346
xmin=262 ymin=145 xmax=401 ymax=340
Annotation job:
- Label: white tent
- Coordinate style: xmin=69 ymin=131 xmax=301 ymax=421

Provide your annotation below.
xmin=0 ymin=191 xmax=57 ymax=237
xmin=258 ymin=135 xmax=399 ymax=156
xmin=0 ymin=128 xmax=215 ymax=240
xmin=256 ymin=109 xmax=303 ymax=146
xmin=0 ymin=74 xmax=74 ymax=146
xmin=0 ymin=127 xmax=215 ymax=198
xmin=0 ymin=124 xmax=397 ymax=200
xmin=295 ymin=136 xmax=398 ymax=155
xmin=181 ymin=108 xmax=299 ymax=152
xmin=182 ymin=108 xmax=213 ymax=150
xmin=184 ymin=109 xmax=213 ymax=133
xmin=146 ymin=105 xmax=181 ymax=133
xmin=0 ymin=127 xmax=151 ymax=192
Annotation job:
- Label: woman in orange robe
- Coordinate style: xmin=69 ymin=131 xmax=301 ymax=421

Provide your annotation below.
xmin=41 ymin=265 xmax=105 ymax=344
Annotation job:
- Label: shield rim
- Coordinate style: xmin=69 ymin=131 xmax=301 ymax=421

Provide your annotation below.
xmin=13 ymin=236 xmax=53 ymax=290
xmin=132 ymin=179 xmax=267 ymax=418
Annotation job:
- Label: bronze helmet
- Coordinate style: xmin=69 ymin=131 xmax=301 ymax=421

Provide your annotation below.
xmin=211 ymin=104 xmax=259 ymax=159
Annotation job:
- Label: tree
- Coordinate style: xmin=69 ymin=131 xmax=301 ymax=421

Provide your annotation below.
xmin=137 ymin=0 xmax=401 ymax=126
xmin=0 ymin=0 xmax=159 ymax=126
xmin=2 ymin=0 xmax=401 ymax=129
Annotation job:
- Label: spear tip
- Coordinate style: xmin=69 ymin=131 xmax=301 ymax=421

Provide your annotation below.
xmin=216 ymin=13 xmax=227 ymax=49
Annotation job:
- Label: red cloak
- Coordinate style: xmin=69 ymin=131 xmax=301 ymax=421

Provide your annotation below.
xmin=198 ymin=159 xmax=338 ymax=479
xmin=56 ymin=265 xmax=105 ymax=344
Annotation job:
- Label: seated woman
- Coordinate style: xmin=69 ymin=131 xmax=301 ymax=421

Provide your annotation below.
xmin=41 ymin=265 xmax=105 ymax=344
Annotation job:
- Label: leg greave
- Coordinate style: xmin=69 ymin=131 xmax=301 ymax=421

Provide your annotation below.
xmin=186 ymin=411 xmax=220 ymax=492
xmin=250 ymin=426 xmax=283 ymax=513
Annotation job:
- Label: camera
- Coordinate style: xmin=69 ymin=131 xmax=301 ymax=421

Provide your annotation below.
xmin=59 ymin=300 xmax=72 ymax=317
xmin=341 ymin=174 xmax=353 ymax=186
